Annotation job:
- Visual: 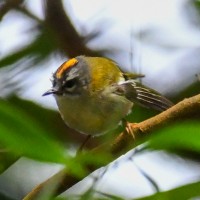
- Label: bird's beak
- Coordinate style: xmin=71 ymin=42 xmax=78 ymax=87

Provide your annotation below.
xmin=42 ymin=88 xmax=57 ymax=96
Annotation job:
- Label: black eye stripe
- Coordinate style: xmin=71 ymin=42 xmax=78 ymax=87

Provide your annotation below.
xmin=63 ymin=79 xmax=77 ymax=88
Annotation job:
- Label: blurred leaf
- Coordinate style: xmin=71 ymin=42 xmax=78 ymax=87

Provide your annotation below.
xmin=0 ymin=99 xmax=67 ymax=163
xmin=136 ymin=181 xmax=200 ymax=200
xmin=0 ymin=149 xmax=19 ymax=174
xmin=7 ymin=96 xmax=86 ymax=145
xmin=0 ymin=192 xmax=15 ymax=200
xmin=184 ymin=0 xmax=200 ymax=28
xmin=0 ymin=27 xmax=58 ymax=69
xmin=126 ymin=105 xmax=159 ymax=123
xmin=91 ymin=192 xmax=125 ymax=200
xmin=8 ymin=96 xmax=68 ymax=141
xmin=148 ymin=121 xmax=200 ymax=153
xmin=173 ymin=81 xmax=200 ymax=103
xmin=77 ymin=150 xmax=112 ymax=167
xmin=193 ymin=0 xmax=200 ymax=8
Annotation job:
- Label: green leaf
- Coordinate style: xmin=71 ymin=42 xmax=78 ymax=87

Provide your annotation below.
xmin=0 ymin=28 xmax=57 ymax=69
xmin=173 ymin=81 xmax=200 ymax=104
xmin=136 ymin=181 xmax=200 ymax=200
xmin=0 ymin=99 xmax=67 ymax=163
xmin=0 ymin=192 xmax=15 ymax=200
xmin=126 ymin=105 xmax=159 ymax=123
xmin=8 ymin=96 xmax=72 ymax=142
xmin=148 ymin=121 xmax=200 ymax=153
xmin=0 ymin=150 xmax=19 ymax=173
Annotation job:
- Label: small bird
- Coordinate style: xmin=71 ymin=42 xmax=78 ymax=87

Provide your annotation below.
xmin=43 ymin=56 xmax=173 ymax=136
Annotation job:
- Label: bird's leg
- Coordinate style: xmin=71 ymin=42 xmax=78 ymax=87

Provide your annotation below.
xmin=122 ymin=119 xmax=137 ymax=139
xmin=77 ymin=134 xmax=92 ymax=155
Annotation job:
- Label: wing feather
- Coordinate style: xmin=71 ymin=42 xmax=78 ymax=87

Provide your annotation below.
xmin=115 ymin=80 xmax=173 ymax=111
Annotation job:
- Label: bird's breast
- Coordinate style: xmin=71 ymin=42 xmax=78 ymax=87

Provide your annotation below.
xmin=54 ymin=93 xmax=133 ymax=135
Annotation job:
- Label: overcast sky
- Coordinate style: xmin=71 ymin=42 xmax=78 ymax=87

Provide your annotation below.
xmin=1 ymin=0 xmax=200 ymax=107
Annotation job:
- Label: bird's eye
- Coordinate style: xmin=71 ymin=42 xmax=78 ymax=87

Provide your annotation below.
xmin=63 ymin=79 xmax=77 ymax=91
xmin=52 ymin=79 xmax=56 ymax=87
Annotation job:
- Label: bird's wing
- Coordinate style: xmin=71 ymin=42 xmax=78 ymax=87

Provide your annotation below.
xmin=115 ymin=80 xmax=174 ymax=111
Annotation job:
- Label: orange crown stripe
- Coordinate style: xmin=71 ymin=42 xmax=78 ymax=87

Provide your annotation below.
xmin=56 ymin=58 xmax=78 ymax=78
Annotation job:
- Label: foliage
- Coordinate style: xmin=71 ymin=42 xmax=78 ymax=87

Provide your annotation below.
xmin=136 ymin=181 xmax=200 ymax=200
xmin=148 ymin=121 xmax=200 ymax=154
xmin=0 ymin=98 xmax=66 ymax=163
xmin=0 ymin=0 xmax=200 ymax=200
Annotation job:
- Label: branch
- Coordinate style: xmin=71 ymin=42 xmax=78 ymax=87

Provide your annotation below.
xmin=0 ymin=0 xmax=24 ymax=20
xmin=23 ymin=94 xmax=200 ymax=200
xmin=44 ymin=0 xmax=102 ymax=57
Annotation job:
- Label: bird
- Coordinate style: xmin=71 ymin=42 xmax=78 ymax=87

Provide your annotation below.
xmin=43 ymin=56 xmax=173 ymax=136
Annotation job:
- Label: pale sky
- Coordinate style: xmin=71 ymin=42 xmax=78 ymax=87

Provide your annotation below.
xmin=1 ymin=0 xmax=200 ymax=107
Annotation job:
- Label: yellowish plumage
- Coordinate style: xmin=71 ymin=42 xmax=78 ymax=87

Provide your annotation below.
xmin=55 ymin=57 xmax=133 ymax=135
xmin=43 ymin=56 xmax=173 ymax=136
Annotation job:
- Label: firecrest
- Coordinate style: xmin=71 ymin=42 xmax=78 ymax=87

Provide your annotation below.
xmin=43 ymin=56 xmax=173 ymax=136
